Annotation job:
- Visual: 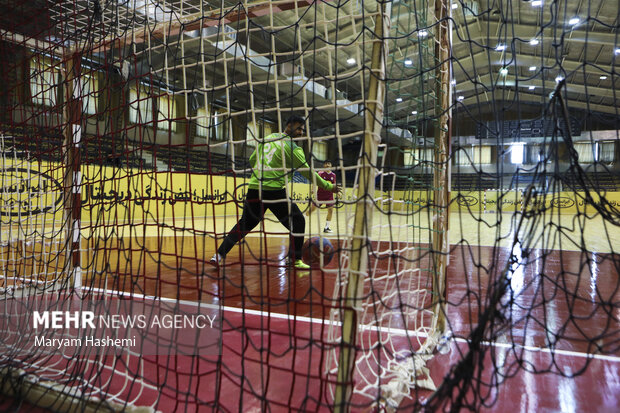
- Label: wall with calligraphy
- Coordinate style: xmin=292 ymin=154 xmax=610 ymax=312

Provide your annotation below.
xmin=3 ymin=160 xmax=620 ymax=223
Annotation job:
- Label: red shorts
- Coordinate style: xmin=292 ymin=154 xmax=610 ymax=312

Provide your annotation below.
xmin=317 ymin=190 xmax=334 ymax=202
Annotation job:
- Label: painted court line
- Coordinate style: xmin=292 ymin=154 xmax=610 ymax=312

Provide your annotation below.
xmin=90 ymin=287 xmax=620 ymax=363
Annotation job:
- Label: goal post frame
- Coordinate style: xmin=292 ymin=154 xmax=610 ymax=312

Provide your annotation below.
xmin=333 ymin=0 xmax=452 ymax=409
xmin=333 ymin=1 xmax=392 ymax=410
xmin=431 ymin=0 xmax=452 ymax=335
xmin=62 ymin=52 xmax=84 ymax=292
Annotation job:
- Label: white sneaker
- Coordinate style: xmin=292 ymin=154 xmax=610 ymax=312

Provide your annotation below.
xmin=209 ymin=253 xmax=224 ymax=267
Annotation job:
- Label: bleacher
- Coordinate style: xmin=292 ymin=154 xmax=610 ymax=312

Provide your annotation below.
xmin=4 ymin=125 xmax=619 ymax=192
xmin=561 ymin=171 xmax=620 ymax=192
xmin=81 ymin=134 xmax=144 ymax=169
xmin=0 ymin=125 xmax=64 ymax=163
xmin=451 ymin=174 xmax=499 ymax=191
xmin=154 ymin=144 xmax=250 ymax=176
xmin=1 ymin=125 xmax=143 ymax=169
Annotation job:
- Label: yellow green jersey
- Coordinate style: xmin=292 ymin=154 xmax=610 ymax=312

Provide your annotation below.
xmin=248 ymin=133 xmax=334 ymax=191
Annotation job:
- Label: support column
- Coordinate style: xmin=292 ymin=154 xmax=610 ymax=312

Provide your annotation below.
xmin=62 ymin=52 xmax=83 ymax=292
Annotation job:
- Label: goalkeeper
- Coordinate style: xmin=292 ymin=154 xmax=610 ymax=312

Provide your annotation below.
xmin=210 ymin=115 xmax=341 ymax=269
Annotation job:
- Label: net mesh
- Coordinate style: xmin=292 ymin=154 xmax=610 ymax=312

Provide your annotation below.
xmin=0 ymin=0 xmax=619 ymax=412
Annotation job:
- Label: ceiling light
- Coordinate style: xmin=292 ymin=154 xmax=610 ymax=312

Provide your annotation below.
xmin=396 ymin=97 xmax=403 ymax=102
xmin=495 ymin=44 xmax=506 ymax=51
xmin=529 ymin=66 xmax=537 ymax=71
xmin=499 ymin=68 xmax=508 ymax=76
xmin=599 ymin=75 xmax=607 ymax=80
xmin=555 ymin=75 xmax=564 ymax=83
xmin=529 ymin=39 xmax=539 ymax=46
xmin=404 ymin=59 xmax=413 ymax=66
xmin=451 ymin=3 xmax=458 ymax=9
xmin=346 ymin=57 xmax=356 ymax=65
xmin=451 ymin=79 xmax=457 ymax=85
xmin=568 ymin=17 xmax=580 ymax=26
xmin=615 ymin=48 xmax=620 ymax=55
xmin=418 ymin=30 xmax=429 ymax=38
xmin=457 ymin=95 xmax=465 ymax=101
xmin=531 ymin=0 xmax=542 ymax=6
xmin=412 ymin=111 xmax=418 ymax=115
xmin=528 ymin=86 xmax=536 ymax=90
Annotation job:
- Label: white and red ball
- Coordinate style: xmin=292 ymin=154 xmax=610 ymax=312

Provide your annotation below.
xmin=302 ymin=236 xmax=335 ymax=267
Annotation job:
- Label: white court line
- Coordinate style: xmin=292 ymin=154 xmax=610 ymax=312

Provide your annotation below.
xmin=89 ymin=287 xmax=620 ymax=363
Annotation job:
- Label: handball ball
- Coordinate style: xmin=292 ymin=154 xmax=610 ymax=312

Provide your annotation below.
xmin=302 ymin=236 xmax=335 ymax=267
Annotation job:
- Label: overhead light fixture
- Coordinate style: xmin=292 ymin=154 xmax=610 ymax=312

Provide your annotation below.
xmin=451 ymin=79 xmax=457 ymax=85
xmin=457 ymin=95 xmax=465 ymax=101
xmin=499 ymin=67 xmax=508 ymax=76
xmin=346 ymin=57 xmax=356 ymax=65
xmin=418 ymin=30 xmax=429 ymax=38
xmin=555 ymin=75 xmax=564 ymax=83
xmin=531 ymin=0 xmax=542 ymax=7
xmin=568 ymin=17 xmax=580 ymax=26
xmin=529 ymin=66 xmax=537 ymax=71
xmin=528 ymin=86 xmax=536 ymax=90
xmin=600 ymin=75 xmax=607 ymax=80
xmin=615 ymin=48 xmax=620 ymax=55
xmin=396 ymin=97 xmax=403 ymax=102
xmin=529 ymin=38 xmax=539 ymax=46
xmin=404 ymin=59 xmax=413 ymax=66
xmin=412 ymin=111 xmax=418 ymax=115
xmin=495 ymin=44 xmax=507 ymax=51
xmin=451 ymin=3 xmax=458 ymax=9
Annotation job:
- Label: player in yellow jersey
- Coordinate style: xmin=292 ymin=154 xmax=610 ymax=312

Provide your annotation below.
xmin=210 ymin=115 xmax=341 ymax=269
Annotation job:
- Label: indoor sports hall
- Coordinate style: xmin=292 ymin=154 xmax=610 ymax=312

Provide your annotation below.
xmin=0 ymin=0 xmax=618 ymax=412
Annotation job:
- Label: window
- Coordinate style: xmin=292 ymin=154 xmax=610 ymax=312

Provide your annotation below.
xmin=312 ymin=141 xmax=328 ymax=161
xmin=158 ymin=94 xmax=177 ymax=132
xmin=574 ymin=142 xmax=595 ymax=163
xmin=212 ymin=111 xmax=226 ymax=141
xmin=246 ymin=120 xmax=260 ymax=146
xmin=196 ymin=107 xmax=226 ymax=140
xmin=529 ymin=143 xmax=555 ymax=163
xmin=510 ymin=143 xmax=525 ymax=164
xmin=599 ymin=141 xmax=615 ymax=163
xmin=416 ymin=148 xmax=433 ymax=165
xmin=81 ymin=73 xmax=98 ymax=115
xmin=263 ymin=120 xmax=275 ymax=136
xmin=247 ymin=119 xmax=276 ymax=144
xmin=196 ymin=107 xmax=210 ymax=138
xmin=454 ymin=145 xmax=491 ymax=165
xmin=30 ymin=56 xmax=59 ymax=107
xmin=404 ymin=148 xmax=433 ymax=166
xmin=454 ymin=146 xmax=472 ymax=165
xmin=403 ymin=149 xmax=415 ymax=166
xmin=529 ymin=144 xmax=542 ymax=163
xmin=129 ymin=87 xmax=153 ymax=125
xmin=473 ymin=145 xmax=491 ymax=164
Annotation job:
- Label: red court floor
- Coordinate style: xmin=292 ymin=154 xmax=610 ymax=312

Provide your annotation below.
xmin=76 ymin=235 xmax=620 ymax=412
xmin=4 ymin=234 xmax=618 ymax=411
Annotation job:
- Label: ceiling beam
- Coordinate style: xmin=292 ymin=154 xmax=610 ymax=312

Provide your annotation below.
xmin=453 ymin=51 xmax=609 ymax=78
xmin=460 ymin=90 xmax=619 ymax=116
xmin=0 ymin=29 xmax=66 ymax=57
xmin=454 ymin=20 xmax=617 ymax=46
xmin=89 ymin=0 xmax=336 ymax=53
xmin=456 ymin=74 xmax=617 ymax=100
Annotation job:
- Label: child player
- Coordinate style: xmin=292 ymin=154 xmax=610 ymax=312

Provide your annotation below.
xmin=306 ymin=160 xmax=337 ymax=233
